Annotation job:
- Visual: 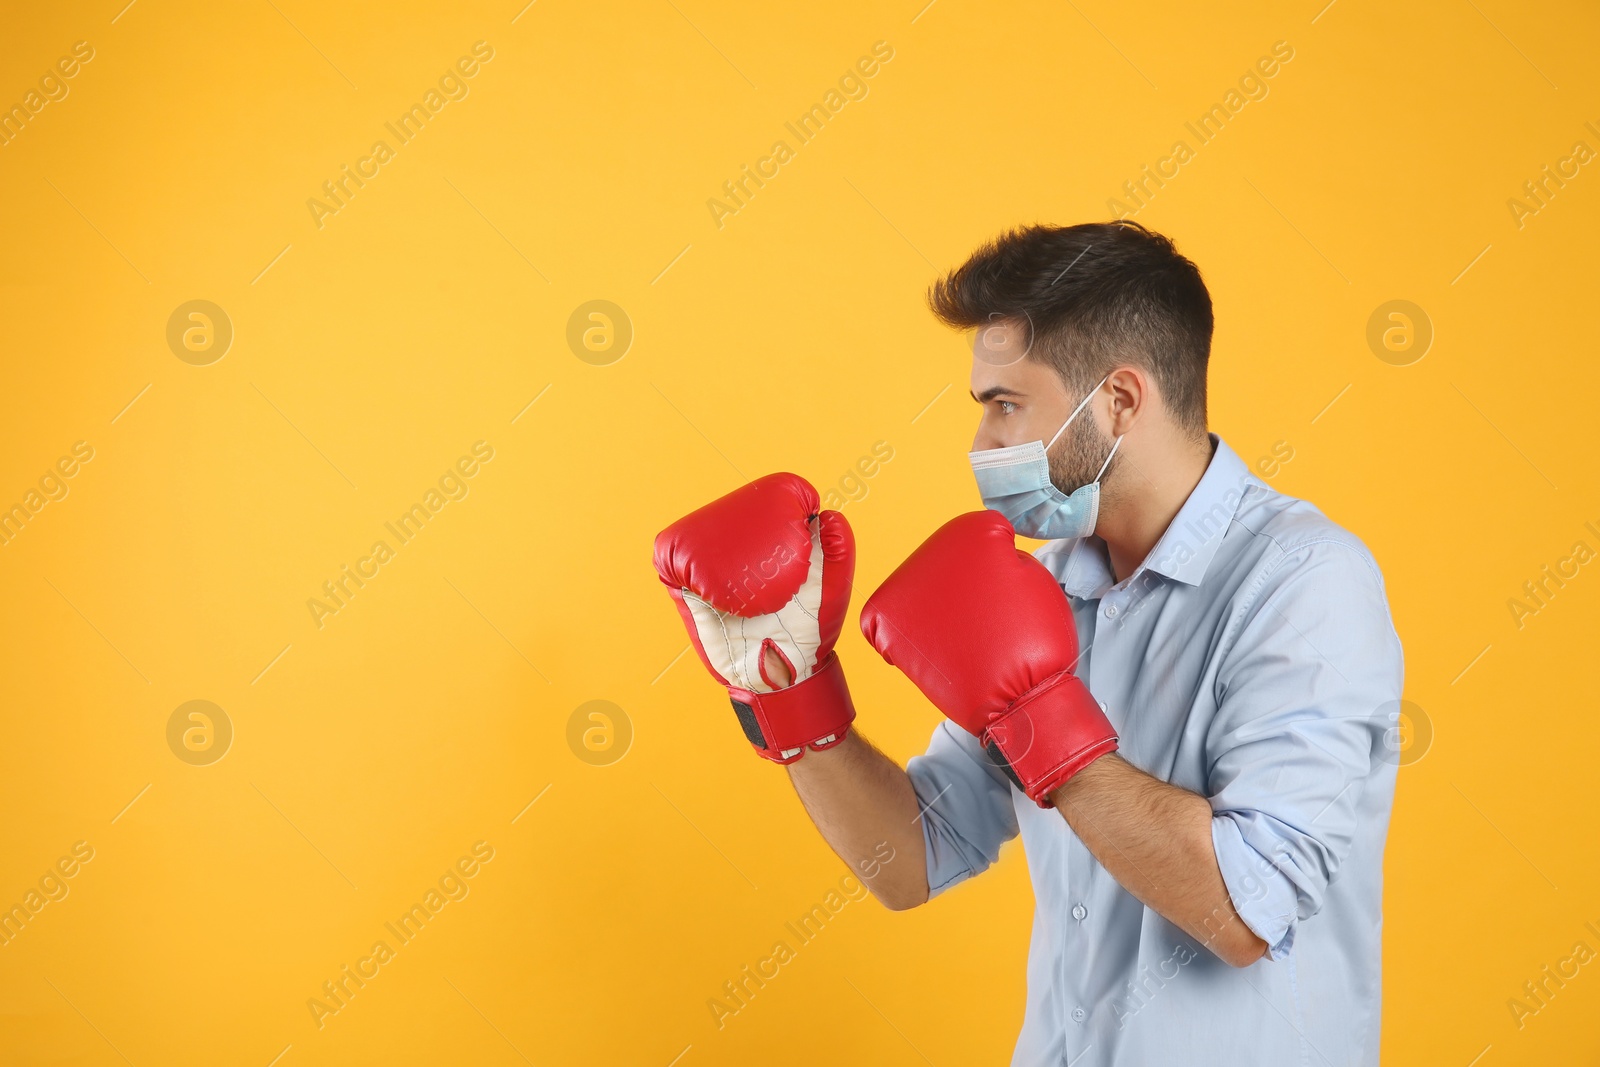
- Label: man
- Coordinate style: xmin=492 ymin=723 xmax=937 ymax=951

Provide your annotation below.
xmin=654 ymin=220 xmax=1404 ymax=1066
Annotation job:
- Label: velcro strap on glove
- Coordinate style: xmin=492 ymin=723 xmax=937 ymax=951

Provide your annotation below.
xmin=981 ymin=669 xmax=1118 ymax=807
xmin=728 ymin=652 xmax=857 ymax=764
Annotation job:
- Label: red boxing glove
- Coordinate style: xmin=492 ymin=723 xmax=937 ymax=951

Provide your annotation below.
xmin=860 ymin=510 xmax=1117 ymax=806
xmin=653 ymin=473 xmax=857 ymax=763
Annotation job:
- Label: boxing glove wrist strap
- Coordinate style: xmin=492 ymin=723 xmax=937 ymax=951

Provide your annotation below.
xmin=729 ymin=651 xmax=857 ymax=764
xmin=981 ymin=669 xmax=1119 ymax=807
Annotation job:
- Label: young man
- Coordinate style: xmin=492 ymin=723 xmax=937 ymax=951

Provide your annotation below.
xmin=654 ymin=221 xmax=1404 ymax=1066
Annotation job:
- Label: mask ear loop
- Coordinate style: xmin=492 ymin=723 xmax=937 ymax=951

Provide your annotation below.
xmin=1092 ymin=434 xmax=1123 ymax=485
xmin=1045 ymin=374 xmax=1112 ymax=452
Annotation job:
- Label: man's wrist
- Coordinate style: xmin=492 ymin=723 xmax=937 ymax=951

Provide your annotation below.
xmin=1045 ymin=749 xmax=1124 ymax=808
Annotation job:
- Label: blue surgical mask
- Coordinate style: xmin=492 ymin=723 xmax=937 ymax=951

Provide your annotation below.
xmin=968 ymin=374 xmax=1123 ymax=540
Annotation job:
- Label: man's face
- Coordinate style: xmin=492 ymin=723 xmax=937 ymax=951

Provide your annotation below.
xmin=968 ymin=320 xmax=1115 ymax=497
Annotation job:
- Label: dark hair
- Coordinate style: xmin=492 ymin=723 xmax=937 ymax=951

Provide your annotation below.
xmin=927 ymin=221 xmax=1213 ymax=435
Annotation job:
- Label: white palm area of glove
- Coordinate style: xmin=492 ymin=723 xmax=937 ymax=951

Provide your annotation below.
xmin=678 ymin=517 xmax=829 ymax=756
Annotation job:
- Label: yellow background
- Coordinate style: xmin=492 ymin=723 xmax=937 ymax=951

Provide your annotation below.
xmin=1 ymin=1 xmax=1596 ymax=1063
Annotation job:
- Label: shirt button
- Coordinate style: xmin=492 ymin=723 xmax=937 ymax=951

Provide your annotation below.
xmin=1104 ymin=603 xmax=1118 ymax=618
xmin=1072 ymin=1007 xmax=1086 ymax=1023
xmin=1072 ymin=903 xmax=1088 ymax=921
xmin=1097 ymin=701 xmax=1108 ymax=713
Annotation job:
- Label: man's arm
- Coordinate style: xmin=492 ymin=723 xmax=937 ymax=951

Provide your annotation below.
xmin=785 ymin=731 xmax=930 ymax=911
xmin=1050 ymin=754 xmax=1268 ymax=967
xmin=1056 ymin=541 xmax=1405 ymax=970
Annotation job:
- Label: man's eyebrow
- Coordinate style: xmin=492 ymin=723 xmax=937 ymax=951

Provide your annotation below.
xmin=971 ymin=386 xmax=1026 ymax=403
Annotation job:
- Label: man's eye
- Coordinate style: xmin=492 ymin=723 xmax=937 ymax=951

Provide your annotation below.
xmin=999 ymin=401 xmax=1017 ymax=415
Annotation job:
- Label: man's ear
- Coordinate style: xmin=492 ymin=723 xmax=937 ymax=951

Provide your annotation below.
xmin=1104 ymin=366 xmax=1149 ymax=436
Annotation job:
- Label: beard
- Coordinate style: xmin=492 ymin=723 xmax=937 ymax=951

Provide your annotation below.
xmin=1045 ymin=411 xmax=1118 ymax=497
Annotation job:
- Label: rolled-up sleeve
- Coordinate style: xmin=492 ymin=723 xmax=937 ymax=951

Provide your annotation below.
xmin=1205 ymin=540 xmax=1404 ymax=960
xmin=905 ymin=720 xmax=1020 ymax=899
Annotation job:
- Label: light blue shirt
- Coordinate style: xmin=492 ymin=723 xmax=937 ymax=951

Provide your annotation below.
xmin=906 ymin=434 xmax=1404 ymax=1066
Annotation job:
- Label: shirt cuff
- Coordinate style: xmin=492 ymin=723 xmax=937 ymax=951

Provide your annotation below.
xmin=1210 ymin=813 xmax=1298 ymax=961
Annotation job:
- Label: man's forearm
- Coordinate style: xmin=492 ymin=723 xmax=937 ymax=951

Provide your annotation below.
xmin=1051 ymin=754 xmax=1268 ymax=967
xmin=786 ymin=730 xmax=930 ymax=910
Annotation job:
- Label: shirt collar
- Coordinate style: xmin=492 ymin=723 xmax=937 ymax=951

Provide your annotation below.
xmin=1058 ymin=433 xmax=1254 ymax=598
